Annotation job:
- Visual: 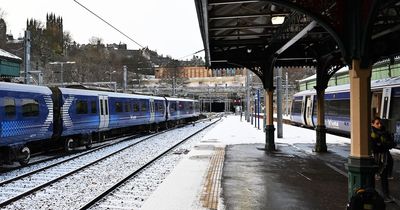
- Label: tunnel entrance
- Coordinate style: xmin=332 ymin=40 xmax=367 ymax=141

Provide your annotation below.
xmin=202 ymin=102 xmax=234 ymax=112
xmin=211 ymin=102 xmax=225 ymax=112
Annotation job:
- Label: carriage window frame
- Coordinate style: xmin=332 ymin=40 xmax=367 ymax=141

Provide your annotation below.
xmin=291 ymin=100 xmax=302 ymax=114
xmin=105 ymin=100 xmax=109 ymax=115
xmin=158 ymin=102 xmax=164 ymax=112
xmin=115 ymin=101 xmax=123 ymax=113
xmin=124 ymin=102 xmax=131 ymax=112
xmin=133 ymin=102 xmax=140 ymax=112
xmin=22 ymin=98 xmax=40 ymax=117
xmin=91 ymin=101 xmax=97 ymax=114
xmin=170 ymin=102 xmax=177 ymax=112
xmin=4 ymin=97 xmax=16 ymax=118
xmin=141 ymin=101 xmax=147 ymax=112
xmin=76 ymin=100 xmax=89 ymax=114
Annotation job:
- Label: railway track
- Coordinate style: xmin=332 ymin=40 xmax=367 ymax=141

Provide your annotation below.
xmin=80 ymin=118 xmax=220 ymax=209
xmin=0 ymin=117 xmax=220 ymax=209
xmin=0 ymin=130 xmax=167 ymax=207
xmin=0 ymin=134 xmax=141 ymax=177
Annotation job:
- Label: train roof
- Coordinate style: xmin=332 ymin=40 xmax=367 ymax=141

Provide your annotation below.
xmin=0 ymin=82 xmax=52 ymax=94
xmin=165 ymin=97 xmax=198 ymax=102
xmin=60 ymin=87 xmax=165 ymax=100
xmin=294 ymin=76 xmax=400 ymax=97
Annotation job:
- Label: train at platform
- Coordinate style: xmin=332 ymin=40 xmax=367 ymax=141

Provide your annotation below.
xmin=290 ymin=77 xmax=400 ymax=143
xmin=0 ymin=82 xmax=200 ymax=165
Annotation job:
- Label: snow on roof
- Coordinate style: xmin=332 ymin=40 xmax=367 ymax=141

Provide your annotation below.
xmin=295 ymin=76 xmax=400 ymax=96
xmin=0 ymin=48 xmax=22 ymax=61
xmin=298 ymin=66 xmax=349 ymax=83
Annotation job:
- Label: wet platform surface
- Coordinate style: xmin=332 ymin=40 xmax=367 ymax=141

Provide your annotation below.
xmin=222 ymin=143 xmax=400 ymax=210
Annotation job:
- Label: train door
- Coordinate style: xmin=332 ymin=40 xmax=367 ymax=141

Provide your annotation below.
xmin=301 ymin=96 xmax=307 ymax=125
xmin=380 ymin=88 xmax=392 ymax=119
xmin=99 ymin=95 xmax=109 ymax=129
xmin=150 ymin=99 xmax=155 ymax=122
xmin=305 ymin=95 xmax=314 ymax=127
xmin=371 ymin=91 xmax=382 ymax=119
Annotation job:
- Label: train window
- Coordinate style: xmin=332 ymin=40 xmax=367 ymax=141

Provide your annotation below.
xmin=291 ymin=100 xmax=302 ymax=114
xmin=105 ymin=100 xmax=109 ymax=115
xmin=389 ymin=97 xmax=400 ymax=124
xmin=100 ymin=100 xmax=104 ymax=115
xmin=22 ymin=99 xmax=39 ymax=117
xmin=115 ymin=102 xmax=123 ymax=113
xmin=178 ymin=102 xmax=184 ymax=110
xmin=325 ymin=99 xmax=350 ymax=117
xmin=4 ymin=97 xmax=16 ymax=118
xmin=133 ymin=102 xmax=140 ymax=112
xmin=91 ymin=101 xmax=97 ymax=114
xmin=124 ymin=102 xmax=131 ymax=112
xmin=154 ymin=102 xmax=159 ymax=112
xmin=141 ymin=101 xmax=147 ymax=112
xmin=76 ymin=100 xmax=88 ymax=114
xmin=159 ymin=103 xmax=164 ymax=112
xmin=170 ymin=102 xmax=176 ymax=112
xmin=313 ymin=100 xmax=318 ymax=116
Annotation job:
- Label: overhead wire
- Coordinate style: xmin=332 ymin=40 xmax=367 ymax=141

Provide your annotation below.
xmin=73 ymin=0 xmax=145 ymax=49
xmin=73 ymin=0 xmax=204 ymax=62
xmin=178 ymin=49 xmax=205 ymax=60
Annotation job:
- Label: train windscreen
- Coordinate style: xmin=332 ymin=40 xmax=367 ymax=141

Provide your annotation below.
xmin=291 ymin=100 xmax=302 ymax=115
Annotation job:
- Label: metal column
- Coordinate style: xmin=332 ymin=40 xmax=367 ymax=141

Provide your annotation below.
xmin=277 ymin=67 xmax=283 ymax=138
xmin=346 ymin=59 xmax=376 ymax=199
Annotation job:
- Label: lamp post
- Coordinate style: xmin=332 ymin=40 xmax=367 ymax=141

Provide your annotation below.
xmin=48 ymin=61 xmax=75 ymax=87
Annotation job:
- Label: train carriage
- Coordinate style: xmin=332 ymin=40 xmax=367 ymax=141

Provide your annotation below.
xmin=0 ymin=81 xmax=200 ymax=165
xmin=0 ymin=83 xmax=54 ymax=165
xmin=290 ymin=77 xmax=400 ymax=142
xmin=166 ymin=97 xmax=200 ymax=123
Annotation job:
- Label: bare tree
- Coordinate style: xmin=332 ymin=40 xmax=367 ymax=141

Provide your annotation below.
xmin=89 ymin=36 xmax=103 ymax=46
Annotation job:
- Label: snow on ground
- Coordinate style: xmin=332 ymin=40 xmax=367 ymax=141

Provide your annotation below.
xmin=140 ymin=115 xmax=353 ymax=210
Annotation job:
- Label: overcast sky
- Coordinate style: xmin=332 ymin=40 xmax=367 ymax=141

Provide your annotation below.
xmin=0 ymin=0 xmax=204 ymax=59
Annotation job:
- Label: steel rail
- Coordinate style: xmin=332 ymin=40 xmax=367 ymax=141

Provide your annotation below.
xmin=79 ymin=118 xmax=221 ymax=210
xmin=0 ymin=131 xmax=166 ymax=207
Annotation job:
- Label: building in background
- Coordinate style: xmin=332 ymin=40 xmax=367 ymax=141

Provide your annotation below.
xmin=0 ymin=48 xmax=22 ymax=78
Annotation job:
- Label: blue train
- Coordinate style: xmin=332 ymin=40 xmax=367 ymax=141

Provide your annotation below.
xmin=290 ymin=77 xmax=400 ymax=143
xmin=0 ymin=82 xmax=200 ymax=165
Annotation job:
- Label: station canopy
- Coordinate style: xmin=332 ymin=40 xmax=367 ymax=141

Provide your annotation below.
xmin=195 ymin=0 xmax=400 ymax=73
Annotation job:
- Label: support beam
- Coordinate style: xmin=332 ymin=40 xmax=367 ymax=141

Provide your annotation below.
xmin=346 ymin=59 xmax=376 ymax=200
xmin=208 ymin=0 xmax=262 ymax=6
xmin=276 ymin=21 xmax=317 ymax=55
xmin=265 ymin=88 xmax=275 ymax=151
xmin=261 ymin=57 xmax=277 ymax=151
xmin=209 ymin=13 xmax=288 ymax=20
xmin=209 ymin=24 xmax=276 ymax=31
xmin=315 ymin=88 xmax=327 ymax=152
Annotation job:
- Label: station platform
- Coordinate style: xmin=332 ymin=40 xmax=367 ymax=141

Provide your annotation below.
xmin=141 ymin=115 xmax=400 ymax=210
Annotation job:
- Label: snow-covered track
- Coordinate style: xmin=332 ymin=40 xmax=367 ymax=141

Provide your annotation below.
xmin=0 ymin=133 xmax=144 ymax=186
xmin=0 ymin=118 xmax=218 ymax=209
xmin=0 ymin=131 xmax=163 ymax=207
xmin=79 ymin=118 xmax=220 ymax=210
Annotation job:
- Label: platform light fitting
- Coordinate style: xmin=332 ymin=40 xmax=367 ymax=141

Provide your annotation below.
xmin=271 ymin=16 xmax=285 ymax=25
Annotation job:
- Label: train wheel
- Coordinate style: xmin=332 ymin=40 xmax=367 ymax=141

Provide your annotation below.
xmin=18 ymin=146 xmax=31 ymax=166
xmin=64 ymin=138 xmax=74 ymax=152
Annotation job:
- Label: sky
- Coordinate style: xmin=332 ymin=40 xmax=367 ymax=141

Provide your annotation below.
xmin=0 ymin=0 xmax=205 ymax=59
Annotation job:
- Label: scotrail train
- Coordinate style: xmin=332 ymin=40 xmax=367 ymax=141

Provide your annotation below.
xmin=290 ymin=77 xmax=400 ymax=144
xmin=0 ymin=82 xmax=200 ymax=165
